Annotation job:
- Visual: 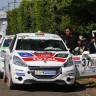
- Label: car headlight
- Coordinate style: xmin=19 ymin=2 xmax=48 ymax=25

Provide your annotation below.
xmin=13 ymin=56 xmax=27 ymax=67
xmin=63 ymin=57 xmax=74 ymax=67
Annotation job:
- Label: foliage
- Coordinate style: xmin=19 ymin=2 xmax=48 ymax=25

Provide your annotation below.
xmin=7 ymin=0 xmax=96 ymax=35
xmin=7 ymin=8 xmax=19 ymax=34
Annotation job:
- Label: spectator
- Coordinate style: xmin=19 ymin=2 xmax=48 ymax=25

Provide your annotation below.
xmin=85 ymin=37 xmax=96 ymax=54
xmin=52 ymin=29 xmax=61 ymax=36
xmin=79 ymin=38 xmax=89 ymax=53
xmin=62 ymin=26 xmax=80 ymax=52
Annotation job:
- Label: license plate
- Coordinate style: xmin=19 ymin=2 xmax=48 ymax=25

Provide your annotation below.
xmin=35 ymin=70 xmax=56 ymax=75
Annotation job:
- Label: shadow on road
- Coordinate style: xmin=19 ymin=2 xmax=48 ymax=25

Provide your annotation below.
xmin=1 ymin=78 xmax=96 ymax=92
xmin=13 ymin=82 xmax=86 ymax=92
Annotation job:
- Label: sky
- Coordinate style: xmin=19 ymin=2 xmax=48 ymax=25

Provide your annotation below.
xmin=0 ymin=0 xmax=22 ymax=11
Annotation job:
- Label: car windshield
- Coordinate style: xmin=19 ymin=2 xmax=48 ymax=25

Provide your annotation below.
xmin=3 ymin=39 xmax=12 ymax=47
xmin=16 ymin=39 xmax=67 ymax=51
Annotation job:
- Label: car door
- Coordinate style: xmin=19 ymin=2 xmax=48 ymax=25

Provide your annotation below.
xmin=74 ymin=51 xmax=96 ymax=79
xmin=4 ymin=35 xmax=16 ymax=75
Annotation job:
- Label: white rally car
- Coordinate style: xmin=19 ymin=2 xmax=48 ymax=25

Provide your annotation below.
xmin=4 ymin=32 xmax=76 ymax=89
xmin=0 ymin=35 xmax=14 ymax=76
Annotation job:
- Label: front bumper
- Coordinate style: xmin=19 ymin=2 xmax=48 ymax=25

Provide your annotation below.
xmin=10 ymin=65 xmax=76 ymax=85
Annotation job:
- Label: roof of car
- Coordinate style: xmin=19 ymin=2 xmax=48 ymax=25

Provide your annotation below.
xmin=16 ymin=32 xmax=57 ymax=36
xmin=3 ymin=35 xmax=15 ymax=39
xmin=3 ymin=35 xmax=14 ymax=37
xmin=16 ymin=32 xmax=62 ymax=39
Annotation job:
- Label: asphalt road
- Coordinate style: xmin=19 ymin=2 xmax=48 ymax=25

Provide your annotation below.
xmin=0 ymin=78 xmax=96 ymax=96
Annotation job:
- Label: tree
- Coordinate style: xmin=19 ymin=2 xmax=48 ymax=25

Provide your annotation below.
xmin=7 ymin=8 xmax=19 ymax=34
xmin=7 ymin=0 xmax=96 ymax=35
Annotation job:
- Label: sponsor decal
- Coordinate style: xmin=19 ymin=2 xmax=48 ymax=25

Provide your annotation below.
xmin=68 ymin=73 xmax=75 ymax=76
xmin=73 ymin=57 xmax=80 ymax=60
xmin=22 ymin=57 xmax=66 ymax=62
xmin=33 ymin=53 xmax=55 ymax=57
xmin=35 ymin=70 xmax=56 ymax=75
xmin=20 ymin=52 xmax=67 ymax=62
xmin=74 ymin=61 xmax=81 ymax=64
xmin=16 ymin=73 xmax=25 ymax=76
xmin=73 ymin=57 xmax=81 ymax=64
xmin=18 ymin=52 xmax=34 ymax=57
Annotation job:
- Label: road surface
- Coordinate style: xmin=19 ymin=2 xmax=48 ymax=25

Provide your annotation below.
xmin=0 ymin=78 xmax=96 ymax=96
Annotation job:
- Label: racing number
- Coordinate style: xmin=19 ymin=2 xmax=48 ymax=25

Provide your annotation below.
xmin=82 ymin=57 xmax=86 ymax=66
xmin=82 ymin=57 xmax=93 ymax=67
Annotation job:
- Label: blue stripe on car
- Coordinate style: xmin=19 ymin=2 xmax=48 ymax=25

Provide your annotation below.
xmin=18 ymin=52 xmax=34 ymax=57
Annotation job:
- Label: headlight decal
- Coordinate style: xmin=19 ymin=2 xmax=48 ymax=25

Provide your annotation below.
xmin=63 ymin=57 xmax=74 ymax=67
xmin=13 ymin=56 xmax=27 ymax=67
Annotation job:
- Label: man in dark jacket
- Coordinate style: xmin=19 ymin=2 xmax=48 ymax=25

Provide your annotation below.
xmin=62 ymin=26 xmax=80 ymax=52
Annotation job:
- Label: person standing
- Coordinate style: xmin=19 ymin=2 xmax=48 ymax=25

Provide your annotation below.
xmin=52 ymin=29 xmax=61 ymax=37
xmin=62 ymin=26 xmax=80 ymax=52
xmin=84 ymin=37 xmax=96 ymax=54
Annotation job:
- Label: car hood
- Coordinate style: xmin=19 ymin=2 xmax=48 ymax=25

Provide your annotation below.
xmin=14 ymin=51 xmax=69 ymax=67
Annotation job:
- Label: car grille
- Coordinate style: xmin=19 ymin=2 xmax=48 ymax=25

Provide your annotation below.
xmin=28 ymin=66 xmax=61 ymax=79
